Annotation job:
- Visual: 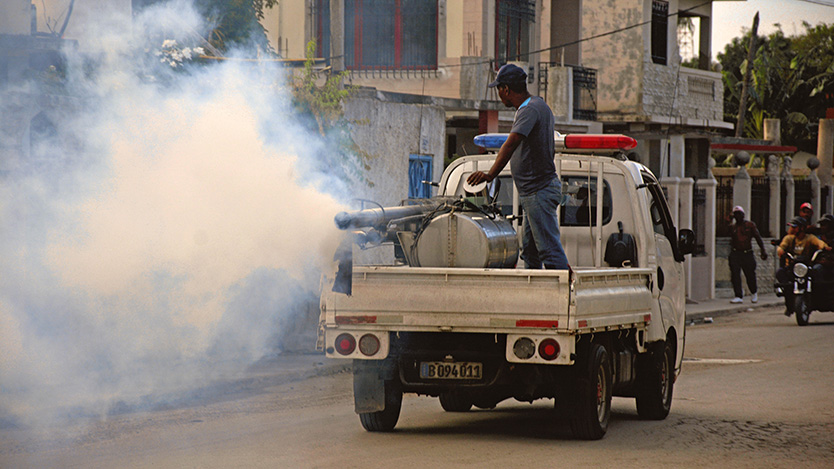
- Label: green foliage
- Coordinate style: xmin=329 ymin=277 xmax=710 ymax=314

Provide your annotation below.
xmin=290 ymin=40 xmax=374 ymax=187
xmin=195 ymin=0 xmax=278 ymax=53
xmin=718 ymin=22 xmax=834 ymax=150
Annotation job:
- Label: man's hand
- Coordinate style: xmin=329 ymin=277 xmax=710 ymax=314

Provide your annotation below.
xmin=467 ymin=171 xmax=493 ymax=186
xmin=760 ymin=251 xmax=768 ymax=261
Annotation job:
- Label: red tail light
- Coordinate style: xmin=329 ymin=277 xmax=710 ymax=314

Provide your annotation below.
xmin=335 ymin=333 xmax=356 ymax=355
xmin=538 ymin=338 xmax=560 ymax=360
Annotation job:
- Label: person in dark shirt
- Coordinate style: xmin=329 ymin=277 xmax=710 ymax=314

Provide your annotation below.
xmin=467 ymin=64 xmax=568 ymax=270
xmin=728 ymin=206 xmax=768 ymax=304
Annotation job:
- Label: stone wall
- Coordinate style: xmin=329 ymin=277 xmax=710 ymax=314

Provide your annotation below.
xmin=643 ymin=63 xmax=723 ymax=121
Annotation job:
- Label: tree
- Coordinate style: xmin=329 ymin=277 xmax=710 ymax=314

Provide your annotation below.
xmin=718 ymin=22 xmax=834 ymax=152
xmin=195 ymin=0 xmax=278 ymax=53
xmin=290 ymin=41 xmax=374 ymax=186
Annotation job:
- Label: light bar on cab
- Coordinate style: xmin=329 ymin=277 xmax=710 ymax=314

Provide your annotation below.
xmin=473 ymin=132 xmax=637 ymax=152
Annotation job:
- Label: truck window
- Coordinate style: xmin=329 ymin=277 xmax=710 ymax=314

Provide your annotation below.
xmin=560 ymin=177 xmax=612 ymax=227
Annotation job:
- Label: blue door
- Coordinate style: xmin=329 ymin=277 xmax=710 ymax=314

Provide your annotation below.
xmin=408 ymin=154 xmax=433 ymax=198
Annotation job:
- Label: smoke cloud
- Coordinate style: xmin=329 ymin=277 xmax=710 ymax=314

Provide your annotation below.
xmin=0 ymin=1 xmax=348 ymax=427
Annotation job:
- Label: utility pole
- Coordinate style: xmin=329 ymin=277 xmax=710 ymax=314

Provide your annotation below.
xmin=735 ymin=12 xmax=759 ymax=138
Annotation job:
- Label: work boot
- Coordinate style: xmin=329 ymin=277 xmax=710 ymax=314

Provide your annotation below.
xmin=730 ymin=297 xmax=743 ymax=304
xmin=751 ymin=293 xmax=758 ymax=303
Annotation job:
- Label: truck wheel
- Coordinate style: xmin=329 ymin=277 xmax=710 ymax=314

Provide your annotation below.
xmin=569 ymin=343 xmax=612 ymax=440
xmin=439 ymin=392 xmax=472 ymax=412
xmin=794 ymin=296 xmax=811 ymax=326
xmin=636 ymin=341 xmax=674 ymax=420
xmin=358 ymin=380 xmax=402 ymax=432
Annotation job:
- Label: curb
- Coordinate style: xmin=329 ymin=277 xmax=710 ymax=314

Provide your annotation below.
xmin=685 ymin=300 xmax=783 ymax=322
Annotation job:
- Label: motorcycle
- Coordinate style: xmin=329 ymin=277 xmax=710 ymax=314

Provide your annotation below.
xmin=775 ymin=250 xmax=834 ymax=326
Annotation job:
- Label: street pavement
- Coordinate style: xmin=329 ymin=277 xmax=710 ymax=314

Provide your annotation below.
xmin=254 ymin=293 xmax=785 ymax=386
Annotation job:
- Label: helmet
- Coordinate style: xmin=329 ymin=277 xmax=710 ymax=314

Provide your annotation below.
xmin=788 ymin=216 xmax=808 ymax=228
xmin=800 ymin=202 xmax=813 ymax=212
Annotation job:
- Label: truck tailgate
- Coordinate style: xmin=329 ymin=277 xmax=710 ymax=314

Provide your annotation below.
xmin=571 ymin=268 xmax=654 ymax=330
xmin=323 ymin=266 xmax=571 ymax=332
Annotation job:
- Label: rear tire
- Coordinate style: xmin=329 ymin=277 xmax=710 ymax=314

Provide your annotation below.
xmin=794 ymin=295 xmax=811 ymax=326
xmin=568 ymin=343 xmax=612 ymax=440
xmin=636 ymin=341 xmax=674 ymax=420
xmin=439 ymin=392 xmax=472 ymax=412
xmin=359 ymin=380 xmax=402 ymax=432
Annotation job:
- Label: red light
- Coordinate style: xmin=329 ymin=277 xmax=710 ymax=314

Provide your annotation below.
xmin=538 ymin=338 xmax=560 ymax=360
xmin=358 ymin=334 xmax=380 ymax=356
xmin=564 ymin=134 xmax=637 ymax=151
xmin=335 ymin=333 xmax=356 ymax=355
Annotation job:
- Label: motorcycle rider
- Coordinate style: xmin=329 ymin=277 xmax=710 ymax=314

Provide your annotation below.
xmin=811 ymin=214 xmax=834 ymax=286
xmin=775 ymin=216 xmax=832 ymax=313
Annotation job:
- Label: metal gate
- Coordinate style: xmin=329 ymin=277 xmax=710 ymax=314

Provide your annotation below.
xmin=716 ymin=176 xmax=734 ymax=237
xmin=751 ymin=176 xmax=770 ymax=237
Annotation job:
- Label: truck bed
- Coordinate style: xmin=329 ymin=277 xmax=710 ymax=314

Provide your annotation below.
xmin=323 ymin=266 xmax=654 ymax=334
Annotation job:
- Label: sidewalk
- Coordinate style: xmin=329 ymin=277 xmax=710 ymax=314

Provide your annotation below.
xmin=684 ymin=292 xmax=782 ymax=321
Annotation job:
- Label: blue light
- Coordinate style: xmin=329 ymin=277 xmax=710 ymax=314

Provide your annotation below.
xmin=473 ymin=133 xmax=508 ymax=150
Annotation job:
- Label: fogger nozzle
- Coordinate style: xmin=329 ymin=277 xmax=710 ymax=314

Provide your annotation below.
xmin=334 ymin=200 xmax=444 ymax=230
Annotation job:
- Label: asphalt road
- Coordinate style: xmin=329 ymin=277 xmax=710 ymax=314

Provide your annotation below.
xmin=2 ymin=305 xmax=833 ymax=468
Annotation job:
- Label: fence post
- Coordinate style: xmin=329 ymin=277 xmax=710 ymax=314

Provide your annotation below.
xmin=732 ymin=152 xmax=752 ymax=213
xmin=782 ymin=156 xmax=795 ymax=227
xmin=697 ymin=170 xmax=717 ymax=300
xmin=809 ymin=157 xmax=821 ymax=224
xmin=767 ymin=155 xmax=781 ymax=239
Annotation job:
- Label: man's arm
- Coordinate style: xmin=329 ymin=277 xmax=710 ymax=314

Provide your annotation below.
xmin=752 ymin=223 xmax=768 ymax=260
xmin=466 ymin=132 xmax=524 ymax=185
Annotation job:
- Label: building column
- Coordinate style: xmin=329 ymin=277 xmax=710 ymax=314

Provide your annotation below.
xmin=679 ymin=177 xmax=694 ymax=297
xmin=329 ymin=0 xmax=345 ymax=72
xmin=478 ymin=110 xmax=499 ymax=134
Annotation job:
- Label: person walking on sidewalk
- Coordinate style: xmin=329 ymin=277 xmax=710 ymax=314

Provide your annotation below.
xmin=728 ymin=206 xmax=768 ymax=303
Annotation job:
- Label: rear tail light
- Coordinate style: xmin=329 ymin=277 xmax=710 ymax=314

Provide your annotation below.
xmin=513 ymin=337 xmax=536 ymax=359
xmin=335 ymin=333 xmax=356 ymax=355
xmin=538 ymin=338 xmax=560 ymax=360
xmin=358 ymin=334 xmax=381 ymax=356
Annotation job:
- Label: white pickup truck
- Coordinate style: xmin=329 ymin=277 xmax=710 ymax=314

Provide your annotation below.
xmin=319 ymin=133 xmax=694 ymax=439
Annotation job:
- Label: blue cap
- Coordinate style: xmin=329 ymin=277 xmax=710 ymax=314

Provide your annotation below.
xmin=488 ymin=64 xmax=527 ymax=88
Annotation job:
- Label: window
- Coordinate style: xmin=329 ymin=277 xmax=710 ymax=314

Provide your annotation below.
xmin=496 ymin=0 xmax=535 ymax=65
xmin=408 ymin=154 xmax=433 ymax=198
xmin=560 ymin=177 xmax=613 ymax=227
xmin=651 ymin=0 xmax=668 ymax=65
xmin=345 ymin=0 xmax=438 ymax=70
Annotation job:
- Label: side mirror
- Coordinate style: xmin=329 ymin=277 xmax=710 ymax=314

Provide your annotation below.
xmin=678 ymin=229 xmax=695 ymax=256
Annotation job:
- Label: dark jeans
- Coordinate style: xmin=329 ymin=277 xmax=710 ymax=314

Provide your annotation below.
xmin=729 ymin=250 xmax=757 ymax=297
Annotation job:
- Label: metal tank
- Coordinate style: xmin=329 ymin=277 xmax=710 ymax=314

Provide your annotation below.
xmin=409 ymin=212 xmax=518 ymax=268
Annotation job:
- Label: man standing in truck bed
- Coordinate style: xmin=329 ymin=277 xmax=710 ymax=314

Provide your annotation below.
xmin=466 ymin=64 xmax=569 ymax=270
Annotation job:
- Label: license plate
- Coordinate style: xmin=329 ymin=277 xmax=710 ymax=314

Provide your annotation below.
xmin=420 ymin=361 xmax=482 ymax=380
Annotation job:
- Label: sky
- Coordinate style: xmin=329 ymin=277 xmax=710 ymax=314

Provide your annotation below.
xmin=712 ymin=0 xmax=834 ymax=58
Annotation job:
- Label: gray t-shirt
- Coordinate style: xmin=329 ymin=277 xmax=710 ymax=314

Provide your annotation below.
xmin=509 ymin=96 xmax=557 ymax=196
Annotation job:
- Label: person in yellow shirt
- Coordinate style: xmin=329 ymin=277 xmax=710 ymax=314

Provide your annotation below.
xmin=777 ymin=216 xmax=831 ymax=262
xmin=775 ymin=216 xmax=832 ymax=314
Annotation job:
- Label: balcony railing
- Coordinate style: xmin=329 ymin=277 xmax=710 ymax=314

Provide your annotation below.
xmin=538 ymin=63 xmax=597 ymax=122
